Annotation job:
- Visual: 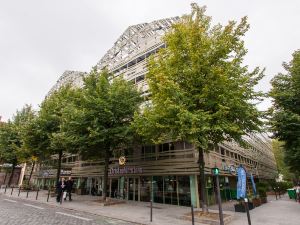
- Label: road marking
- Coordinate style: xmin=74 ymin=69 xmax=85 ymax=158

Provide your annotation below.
xmin=55 ymin=212 xmax=92 ymax=221
xmin=3 ymin=199 xmax=17 ymax=203
xmin=23 ymin=203 xmax=44 ymax=210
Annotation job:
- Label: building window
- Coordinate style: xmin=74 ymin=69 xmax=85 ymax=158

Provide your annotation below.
xmin=220 ymin=147 xmax=225 ymax=156
xmin=142 ymin=145 xmax=156 ymax=160
xmin=136 ymin=75 xmax=145 ymax=83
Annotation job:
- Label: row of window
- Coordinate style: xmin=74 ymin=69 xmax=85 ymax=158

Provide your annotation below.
xmin=112 ymin=43 xmax=165 ymax=75
xmin=215 ymin=146 xmax=257 ymax=166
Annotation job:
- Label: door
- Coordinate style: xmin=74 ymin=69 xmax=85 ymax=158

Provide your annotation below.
xmin=111 ymin=178 xmax=119 ymax=198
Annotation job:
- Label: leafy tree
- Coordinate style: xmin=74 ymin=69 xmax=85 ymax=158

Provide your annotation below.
xmin=272 ymin=140 xmax=293 ymax=180
xmin=21 ymin=115 xmax=45 ymax=185
xmin=0 ymin=105 xmax=35 ymax=186
xmin=133 ymin=4 xmax=264 ymax=211
xmin=62 ymin=68 xmax=142 ymax=200
xmin=269 ymin=50 xmax=300 ymax=176
xmin=37 ymin=85 xmax=79 ymax=184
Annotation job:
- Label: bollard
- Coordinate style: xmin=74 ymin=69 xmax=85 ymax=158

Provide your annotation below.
xmin=11 ymin=187 xmax=14 ymax=195
xmin=18 ymin=187 xmax=21 ymax=197
xmin=47 ymin=188 xmax=50 ymax=202
xmin=26 ymin=189 xmax=29 ymax=198
xmin=36 ymin=189 xmax=39 ymax=200
xmin=191 ymin=204 xmax=195 ymax=225
xmin=4 ymin=185 xmax=7 ymax=194
xmin=150 ymin=200 xmax=153 ymax=222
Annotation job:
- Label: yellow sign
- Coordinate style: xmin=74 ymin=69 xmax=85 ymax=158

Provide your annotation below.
xmin=119 ymin=156 xmax=126 ymax=166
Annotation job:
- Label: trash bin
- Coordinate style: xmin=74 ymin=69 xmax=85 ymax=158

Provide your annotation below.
xmin=287 ymin=188 xmax=296 ymax=199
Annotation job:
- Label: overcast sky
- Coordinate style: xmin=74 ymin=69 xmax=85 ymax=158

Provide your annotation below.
xmin=0 ymin=0 xmax=299 ymax=121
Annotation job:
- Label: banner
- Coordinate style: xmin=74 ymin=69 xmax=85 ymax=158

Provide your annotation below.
xmin=250 ymin=173 xmax=257 ymax=197
xmin=237 ymin=166 xmax=246 ymax=199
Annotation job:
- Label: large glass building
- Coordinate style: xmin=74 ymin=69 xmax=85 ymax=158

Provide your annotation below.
xmin=31 ymin=17 xmax=277 ymax=208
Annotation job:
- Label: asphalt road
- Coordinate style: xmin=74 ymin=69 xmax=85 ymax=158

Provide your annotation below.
xmin=0 ymin=194 xmax=137 ymax=225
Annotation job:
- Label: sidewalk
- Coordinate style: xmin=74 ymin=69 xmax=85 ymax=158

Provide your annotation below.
xmin=0 ymin=187 xmax=235 ymax=225
xmin=229 ymin=194 xmax=300 ymax=225
xmin=6 ymin=187 xmax=297 ymax=225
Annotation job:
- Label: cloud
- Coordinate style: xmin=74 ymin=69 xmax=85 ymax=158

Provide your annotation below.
xmin=0 ymin=0 xmax=299 ymax=120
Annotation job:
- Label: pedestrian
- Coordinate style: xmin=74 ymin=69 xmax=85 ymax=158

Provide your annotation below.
xmin=64 ymin=177 xmax=73 ymax=201
xmin=296 ymin=184 xmax=300 ymax=203
xmin=56 ymin=177 xmax=66 ymax=203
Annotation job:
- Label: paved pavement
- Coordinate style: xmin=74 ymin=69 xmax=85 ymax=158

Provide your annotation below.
xmin=0 ymin=194 xmax=137 ymax=225
xmin=229 ymin=195 xmax=300 ymax=225
xmin=1 ymin=187 xmax=299 ymax=225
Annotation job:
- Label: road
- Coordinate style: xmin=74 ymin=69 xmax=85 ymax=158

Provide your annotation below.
xmin=0 ymin=194 xmax=137 ymax=225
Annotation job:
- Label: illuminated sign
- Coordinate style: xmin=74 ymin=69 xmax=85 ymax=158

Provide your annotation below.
xmin=109 ymin=166 xmax=143 ymax=175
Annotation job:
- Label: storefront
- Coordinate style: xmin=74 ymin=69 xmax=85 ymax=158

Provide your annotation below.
xmin=33 ymin=138 xmax=276 ymax=208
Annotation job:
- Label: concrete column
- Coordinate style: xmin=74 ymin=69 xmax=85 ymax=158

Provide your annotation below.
xmin=120 ymin=177 xmax=124 ymax=198
xmin=190 ymin=175 xmax=200 ymax=208
xmin=18 ymin=163 xmax=26 ymax=186
xmin=76 ymin=178 xmax=81 ymax=189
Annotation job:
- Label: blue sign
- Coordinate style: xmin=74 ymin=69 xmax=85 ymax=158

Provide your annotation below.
xmin=237 ymin=166 xmax=246 ymax=199
xmin=250 ymin=173 xmax=257 ymax=197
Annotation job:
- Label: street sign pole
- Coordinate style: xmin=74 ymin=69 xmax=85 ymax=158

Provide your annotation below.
xmin=244 ymin=198 xmax=252 ymax=225
xmin=212 ymin=168 xmax=224 ymax=225
xmin=215 ymin=174 xmax=224 ymax=225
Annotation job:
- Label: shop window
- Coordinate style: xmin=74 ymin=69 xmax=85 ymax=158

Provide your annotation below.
xmin=140 ymin=176 xmax=151 ymax=202
xmin=153 ymin=176 xmax=164 ymax=203
xmin=177 ymin=176 xmax=191 ymax=206
xmin=164 ymin=176 xmax=178 ymax=205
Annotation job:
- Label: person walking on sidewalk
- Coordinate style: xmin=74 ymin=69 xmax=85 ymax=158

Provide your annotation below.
xmin=296 ymin=184 xmax=300 ymax=203
xmin=64 ymin=177 xmax=73 ymax=201
xmin=56 ymin=177 xmax=66 ymax=203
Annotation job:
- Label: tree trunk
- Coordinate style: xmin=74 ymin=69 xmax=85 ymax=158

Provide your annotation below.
xmin=3 ymin=170 xmax=8 ymax=185
xmin=56 ymin=149 xmax=63 ymax=185
xmin=102 ymin=148 xmax=110 ymax=201
xmin=8 ymin=163 xmax=16 ymax=187
xmin=198 ymin=147 xmax=208 ymax=212
xmin=27 ymin=161 xmax=36 ymax=185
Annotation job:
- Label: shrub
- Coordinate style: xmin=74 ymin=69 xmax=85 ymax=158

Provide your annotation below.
xmin=257 ymin=187 xmax=267 ymax=197
xmin=256 ymin=182 xmax=268 ymax=198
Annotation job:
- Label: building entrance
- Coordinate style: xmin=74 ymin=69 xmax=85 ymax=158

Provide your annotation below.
xmin=111 ymin=178 xmax=118 ymax=198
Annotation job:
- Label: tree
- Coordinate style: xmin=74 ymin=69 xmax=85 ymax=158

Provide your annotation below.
xmin=269 ymin=50 xmax=300 ymax=176
xmin=37 ymin=85 xmax=79 ymax=184
xmin=21 ymin=115 xmax=45 ymax=185
xmin=0 ymin=105 xmax=35 ymax=186
xmin=133 ymin=4 xmax=264 ymax=211
xmin=272 ymin=140 xmax=293 ymax=180
xmin=62 ymin=68 xmax=142 ymax=200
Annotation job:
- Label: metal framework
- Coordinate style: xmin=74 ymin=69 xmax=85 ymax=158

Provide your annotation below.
xmin=96 ymin=17 xmax=180 ymax=71
xmin=47 ymin=70 xmax=87 ymax=97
